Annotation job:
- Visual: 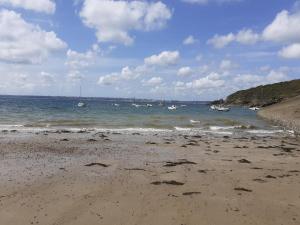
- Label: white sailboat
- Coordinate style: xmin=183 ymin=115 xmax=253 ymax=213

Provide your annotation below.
xmin=77 ymin=85 xmax=86 ymax=107
xmin=168 ymin=105 xmax=177 ymax=110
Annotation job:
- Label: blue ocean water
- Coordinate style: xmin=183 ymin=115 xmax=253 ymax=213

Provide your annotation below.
xmin=0 ymin=95 xmax=283 ymax=134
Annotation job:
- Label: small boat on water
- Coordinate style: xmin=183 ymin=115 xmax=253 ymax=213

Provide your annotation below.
xmin=216 ymin=106 xmax=230 ymax=112
xmin=132 ymin=103 xmax=141 ymax=108
xmin=77 ymin=102 xmax=86 ymax=107
xmin=249 ymin=106 xmax=260 ymax=111
xmin=146 ymin=104 xmax=152 ymax=107
xmin=168 ymin=105 xmax=177 ymax=110
xmin=210 ymin=105 xmax=230 ymax=112
xmin=77 ymin=86 xmax=86 ymax=108
xmin=113 ymin=103 xmax=120 ymax=107
xmin=210 ymin=105 xmax=217 ymax=110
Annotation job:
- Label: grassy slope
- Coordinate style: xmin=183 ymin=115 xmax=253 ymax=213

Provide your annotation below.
xmin=226 ymin=79 xmax=300 ymax=106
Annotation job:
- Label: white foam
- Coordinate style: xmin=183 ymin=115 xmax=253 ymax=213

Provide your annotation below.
xmin=247 ymin=129 xmax=284 ymax=134
xmin=94 ymin=127 xmax=172 ymax=133
xmin=209 ymin=126 xmax=239 ymax=131
xmin=174 ymin=127 xmax=192 ymax=131
xmin=190 ymin=120 xmax=201 ymax=124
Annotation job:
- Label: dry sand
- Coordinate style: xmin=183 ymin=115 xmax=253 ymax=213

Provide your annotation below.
xmin=0 ymin=130 xmax=300 ymax=225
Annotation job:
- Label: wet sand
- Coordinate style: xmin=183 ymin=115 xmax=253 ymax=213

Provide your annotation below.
xmin=258 ymin=95 xmax=300 ymax=134
xmin=0 ymin=130 xmax=300 ymax=225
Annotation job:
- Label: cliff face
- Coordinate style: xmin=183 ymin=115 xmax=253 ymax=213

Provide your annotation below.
xmin=226 ymin=79 xmax=300 ymax=107
xmin=258 ymin=95 xmax=300 ymax=134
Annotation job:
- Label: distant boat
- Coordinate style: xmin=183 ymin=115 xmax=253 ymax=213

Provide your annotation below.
xmin=113 ymin=103 xmax=120 ymax=107
xmin=132 ymin=103 xmax=141 ymax=108
xmin=146 ymin=104 xmax=152 ymax=107
xmin=210 ymin=105 xmax=230 ymax=112
xmin=210 ymin=105 xmax=217 ymax=110
xmin=249 ymin=106 xmax=260 ymax=111
xmin=216 ymin=106 xmax=230 ymax=112
xmin=77 ymin=86 xmax=86 ymax=108
xmin=168 ymin=105 xmax=177 ymax=110
xmin=77 ymin=102 xmax=86 ymax=107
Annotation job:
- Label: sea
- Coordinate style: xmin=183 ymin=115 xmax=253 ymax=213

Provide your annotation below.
xmin=0 ymin=95 xmax=292 ymax=136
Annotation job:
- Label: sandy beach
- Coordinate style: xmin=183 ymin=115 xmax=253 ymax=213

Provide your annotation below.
xmin=0 ymin=129 xmax=299 ymax=225
xmin=258 ymin=95 xmax=300 ymax=134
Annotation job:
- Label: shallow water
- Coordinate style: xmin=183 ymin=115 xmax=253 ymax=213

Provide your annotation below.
xmin=0 ymin=95 xmax=287 ymax=135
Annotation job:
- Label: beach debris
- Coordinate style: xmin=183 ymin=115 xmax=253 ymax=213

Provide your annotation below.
xmin=198 ymin=169 xmax=208 ymax=173
xmin=124 ymin=168 xmax=147 ymax=171
xmin=132 ymin=132 xmax=141 ymax=135
xmin=251 ymin=167 xmax=263 ymax=170
xmin=253 ymin=178 xmax=267 ymax=183
xmin=238 ymin=159 xmax=251 ymax=164
xmin=84 ymin=163 xmax=110 ymax=167
xmin=234 ymin=187 xmax=252 ymax=192
xmin=186 ymin=142 xmax=199 ymax=146
xmin=151 ymin=180 xmax=185 ymax=185
xmin=87 ymin=138 xmax=97 ymax=142
xmin=192 ymin=135 xmax=202 ymax=139
xmin=265 ymin=175 xmax=276 ymax=179
xmin=146 ymin=141 xmax=157 ymax=145
xmin=281 ymin=147 xmax=295 ymax=153
xmin=60 ymin=138 xmax=69 ymax=141
xmin=289 ymin=170 xmax=300 ymax=173
xmin=168 ymin=194 xmax=178 ymax=197
xmin=182 ymin=192 xmax=201 ymax=196
xmin=164 ymin=159 xmax=197 ymax=167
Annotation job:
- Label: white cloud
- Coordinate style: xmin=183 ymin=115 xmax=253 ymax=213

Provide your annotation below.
xmin=219 ymin=59 xmax=238 ymax=70
xmin=65 ymin=44 xmax=101 ymax=82
xmin=40 ymin=71 xmax=55 ymax=86
xmin=183 ymin=35 xmax=198 ymax=45
xmin=207 ymin=29 xmax=259 ymax=48
xmin=279 ymin=43 xmax=300 ymax=59
xmin=233 ymin=70 xmax=289 ymax=88
xmin=143 ymin=76 xmax=163 ymax=86
xmin=66 ymin=44 xmax=100 ymax=70
xmin=235 ymin=29 xmax=260 ymax=44
xmin=177 ymin=66 xmax=193 ymax=76
xmin=0 ymin=9 xmax=66 ymax=64
xmin=98 ymin=65 xmax=144 ymax=85
xmin=207 ymin=33 xmax=234 ymax=48
xmin=263 ymin=10 xmax=300 ymax=43
xmin=184 ymin=72 xmax=225 ymax=92
xmin=79 ymin=0 xmax=172 ymax=45
xmin=144 ymin=51 xmax=180 ymax=66
xmin=181 ymin=0 xmax=241 ymax=5
xmin=67 ymin=70 xmax=85 ymax=82
xmin=0 ymin=0 xmax=55 ymax=14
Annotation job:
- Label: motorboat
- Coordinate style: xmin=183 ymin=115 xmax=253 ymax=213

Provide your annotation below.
xmin=168 ymin=105 xmax=177 ymax=110
xmin=216 ymin=106 xmax=230 ymax=112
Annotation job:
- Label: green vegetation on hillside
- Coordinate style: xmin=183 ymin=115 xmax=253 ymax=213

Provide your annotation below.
xmin=225 ymin=79 xmax=300 ymax=106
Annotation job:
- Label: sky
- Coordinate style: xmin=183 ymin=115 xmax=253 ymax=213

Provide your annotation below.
xmin=0 ymin=0 xmax=299 ymax=100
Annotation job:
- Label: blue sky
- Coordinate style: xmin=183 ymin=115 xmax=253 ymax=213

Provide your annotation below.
xmin=0 ymin=0 xmax=299 ymax=100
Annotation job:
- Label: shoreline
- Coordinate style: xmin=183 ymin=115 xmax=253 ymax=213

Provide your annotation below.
xmin=258 ymin=95 xmax=300 ymax=135
xmin=0 ymin=130 xmax=299 ymax=225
